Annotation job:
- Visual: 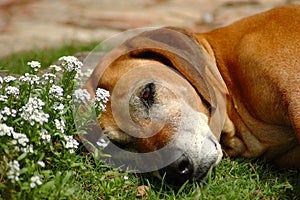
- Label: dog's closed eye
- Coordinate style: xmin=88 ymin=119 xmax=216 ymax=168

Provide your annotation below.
xmin=141 ymin=83 xmax=155 ymax=108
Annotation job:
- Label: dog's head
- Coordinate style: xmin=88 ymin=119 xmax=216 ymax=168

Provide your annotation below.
xmin=84 ymin=28 xmax=228 ymax=185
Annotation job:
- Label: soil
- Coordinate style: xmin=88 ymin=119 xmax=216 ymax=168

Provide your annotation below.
xmin=0 ymin=0 xmax=298 ymax=57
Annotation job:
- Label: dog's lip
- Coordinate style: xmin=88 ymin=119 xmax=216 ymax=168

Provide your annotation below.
xmin=207 ymin=136 xmax=223 ymax=166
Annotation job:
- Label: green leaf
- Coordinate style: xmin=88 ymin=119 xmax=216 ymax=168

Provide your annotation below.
xmin=17 ymin=153 xmax=28 ymax=161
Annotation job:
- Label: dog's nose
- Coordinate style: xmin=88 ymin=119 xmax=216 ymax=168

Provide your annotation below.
xmin=159 ymin=153 xmax=194 ymax=185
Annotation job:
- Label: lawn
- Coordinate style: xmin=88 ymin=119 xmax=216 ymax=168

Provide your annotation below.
xmin=0 ymin=41 xmax=299 ymax=200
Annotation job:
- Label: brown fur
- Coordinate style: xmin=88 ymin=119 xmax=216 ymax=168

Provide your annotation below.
xmin=85 ymin=5 xmax=300 ymax=170
xmin=199 ymin=5 xmax=300 ymax=168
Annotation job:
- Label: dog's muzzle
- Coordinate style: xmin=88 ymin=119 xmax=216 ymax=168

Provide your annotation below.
xmin=158 ymin=136 xmax=222 ymax=185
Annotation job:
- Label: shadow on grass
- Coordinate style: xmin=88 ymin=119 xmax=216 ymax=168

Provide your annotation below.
xmin=138 ymin=157 xmax=300 ymax=199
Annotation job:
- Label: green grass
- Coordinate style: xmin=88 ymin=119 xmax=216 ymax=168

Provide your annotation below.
xmin=0 ymin=41 xmax=99 ymax=74
xmin=0 ymin=42 xmax=299 ymax=200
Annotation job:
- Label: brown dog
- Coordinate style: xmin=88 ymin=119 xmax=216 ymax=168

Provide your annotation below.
xmin=84 ymin=5 xmax=300 ymax=185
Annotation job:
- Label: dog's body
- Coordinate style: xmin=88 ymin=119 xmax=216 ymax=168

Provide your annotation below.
xmin=199 ymin=5 xmax=300 ymax=168
xmin=84 ymin=5 xmax=300 ymax=184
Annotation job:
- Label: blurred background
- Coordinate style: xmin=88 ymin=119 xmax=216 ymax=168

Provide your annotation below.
xmin=0 ymin=0 xmax=299 ymax=57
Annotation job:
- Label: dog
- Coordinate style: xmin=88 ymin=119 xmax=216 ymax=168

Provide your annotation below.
xmin=83 ymin=4 xmax=300 ymax=185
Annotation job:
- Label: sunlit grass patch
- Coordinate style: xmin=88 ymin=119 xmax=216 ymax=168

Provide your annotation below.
xmin=0 ymin=41 xmax=99 ymax=74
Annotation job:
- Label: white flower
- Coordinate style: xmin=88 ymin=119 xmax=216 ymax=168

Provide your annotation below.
xmin=75 ymin=68 xmax=93 ymax=79
xmin=7 ymin=160 xmax=20 ymax=183
xmin=123 ymin=175 xmax=129 ymax=180
xmin=0 ymin=123 xmax=14 ymax=137
xmin=5 ymin=86 xmax=19 ymax=97
xmin=40 ymin=129 xmax=51 ymax=143
xmin=19 ymin=73 xmax=40 ymax=85
xmin=20 ymin=97 xmax=49 ymax=126
xmin=30 ymin=175 xmax=43 ymax=188
xmin=0 ymin=107 xmax=10 ymax=121
xmin=49 ymin=85 xmax=64 ymax=99
xmin=59 ymin=56 xmax=83 ymax=72
xmin=41 ymin=73 xmax=56 ymax=84
xmin=22 ymin=110 xmax=49 ymax=126
xmin=98 ymin=104 xmax=107 ymax=111
xmin=63 ymin=135 xmax=79 ymax=153
xmin=37 ymin=161 xmax=45 ymax=168
xmin=52 ymin=102 xmax=64 ymax=113
xmin=95 ymin=88 xmax=110 ymax=103
xmin=24 ymin=97 xmax=45 ymax=109
xmin=3 ymin=76 xmax=16 ymax=83
xmin=95 ymin=88 xmax=110 ymax=112
xmin=11 ymin=132 xmax=29 ymax=147
xmin=15 ymin=144 xmax=34 ymax=153
xmin=49 ymin=65 xmax=62 ymax=72
xmin=96 ymin=138 xmax=109 ymax=148
xmin=1 ymin=107 xmax=17 ymax=121
xmin=73 ymin=88 xmax=91 ymax=104
xmin=0 ymin=95 xmax=8 ymax=102
xmin=22 ymin=144 xmax=34 ymax=153
xmin=0 ymin=76 xmax=3 ymax=86
xmin=54 ymin=119 xmax=65 ymax=133
xmin=27 ymin=61 xmax=41 ymax=72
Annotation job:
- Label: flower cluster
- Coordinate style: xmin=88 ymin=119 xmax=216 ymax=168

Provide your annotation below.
xmin=7 ymin=160 xmax=20 ymax=183
xmin=75 ymin=68 xmax=93 ymax=79
xmin=1 ymin=107 xmax=17 ymax=121
xmin=59 ymin=56 xmax=83 ymax=72
xmin=4 ymin=75 xmax=17 ymax=83
xmin=73 ymin=88 xmax=91 ymax=104
xmin=0 ymin=55 xmax=110 ymax=196
xmin=64 ymin=135 xmax=79 ymax=153
xmin=39 ymin=129 xmax=51 ymax=144
xmin=52 ymin=102 xmax=64 ymax=113
xmin=19 ymin=73 xmax=40 ymax=85
xmin=95 ymin=88 xmax=110 ymax=112
xmin=11 ymin=132 xmax=34 ymax=153
xmin=41 ymin=73 xmax=56 ymax=85
xmin=20 ymin=97 xmax=49 ymax=126
xmin=0 ymin=123 xmax=14 ymax=137
xmin=96 ymin=138 xmax=109 ymax=148
xmin=49 ymin=64 xmax=62 ymax=73
xmin=49 ymin=85 xmax=64 ymax=100
xmin=72 ymin=87 xmax=110 ymax=121
xmin=0 ymin=123 xmax=33 ymax=153
xmin=30 ymin=175 xmax=43 ymax=188
xmin=54 ymin=118 xmax=66 ymax=133
xmin=27 ymin=61 xmax=41 ymax=72
xmin=5 ymin=86 xmax=19 ymax=98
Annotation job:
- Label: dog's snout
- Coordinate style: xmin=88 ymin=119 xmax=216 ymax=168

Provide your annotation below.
xmin=159 ymin=153 xmax=194 ymax=185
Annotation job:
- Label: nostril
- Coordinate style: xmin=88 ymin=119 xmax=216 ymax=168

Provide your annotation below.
xmin=178 ymin=158 xmax=191 ymax=174
xmin=176 ymin=155 xmax=193 ymax=175
xmin=158 ymin=153 xmax=194 ymax=185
